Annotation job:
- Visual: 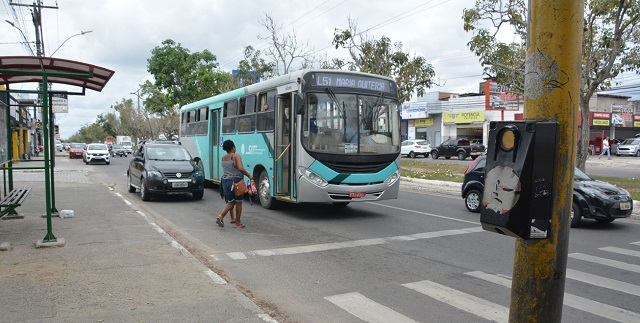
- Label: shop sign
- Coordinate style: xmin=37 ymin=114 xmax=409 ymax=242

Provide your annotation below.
xmin=593 ymin=119 xmax=610 ymax=126
xmin=443 ymin=111 xmax=485 ymax=124
xmin=635 ymin=121 xmax=640 ymax=127
xmin=52 ymin=93 xmax=68 ymax=113
xmin=415 ymin=118 xmax=434 ymax=127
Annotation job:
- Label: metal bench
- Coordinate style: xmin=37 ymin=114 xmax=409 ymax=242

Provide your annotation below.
xmin=0 ymin=187 xmax=31 ymax=218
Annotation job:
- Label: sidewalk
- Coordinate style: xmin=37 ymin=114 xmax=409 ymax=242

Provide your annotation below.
xmin=0 ymin=157 xmax=275 ymax=322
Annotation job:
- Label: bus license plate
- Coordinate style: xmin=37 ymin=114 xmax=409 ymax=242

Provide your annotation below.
xmin=349 ymin=192 xmax=366 ymax=198
xmin=172 ymin=182 xmax=188 ymax=188
xmin=620 ymin=202 xmax=631 ymax=210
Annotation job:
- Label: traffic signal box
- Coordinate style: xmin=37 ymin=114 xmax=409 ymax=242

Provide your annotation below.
xmin=480 ymin=121 xmax=559 ymax=240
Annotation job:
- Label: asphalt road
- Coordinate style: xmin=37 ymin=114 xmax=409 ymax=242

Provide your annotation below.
xmin=77 ymin=152 xmax=640 ymax=323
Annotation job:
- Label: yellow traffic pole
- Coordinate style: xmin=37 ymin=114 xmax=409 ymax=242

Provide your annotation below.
xmin=510 ymin=1 xmax=584 ymax=322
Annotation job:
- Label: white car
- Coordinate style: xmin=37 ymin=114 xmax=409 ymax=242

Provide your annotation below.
xmin=56 ymin=140 xmax=63 ymax=152
xmin=83 ymin=143 xmax=111 ymax=165
xmin=401 ymin=139 xmax=432 ymax=158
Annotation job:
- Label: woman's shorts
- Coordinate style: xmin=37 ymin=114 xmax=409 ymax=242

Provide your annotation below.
xmin=221 ymin=178 xmax=244 ymax=203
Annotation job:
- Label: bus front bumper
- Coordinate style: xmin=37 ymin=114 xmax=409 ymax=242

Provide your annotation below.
xmin=297 ymin=176 xmax=400 ymax=203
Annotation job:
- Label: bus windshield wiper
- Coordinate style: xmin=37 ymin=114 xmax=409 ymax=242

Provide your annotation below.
xmin=326 ymin=87 xmax=344 ymax=117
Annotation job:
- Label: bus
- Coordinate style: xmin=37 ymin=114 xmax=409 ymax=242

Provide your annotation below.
xmin=179 ymin=69 xmax=401 ymax=209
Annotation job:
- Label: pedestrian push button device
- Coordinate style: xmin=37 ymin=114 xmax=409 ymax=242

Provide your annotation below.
xmin=480 ymin=121 xmax=559 ymax=240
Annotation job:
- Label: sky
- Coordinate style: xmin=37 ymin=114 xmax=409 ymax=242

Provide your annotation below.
xmin=2 ymin=0 xmax=638 ymax=139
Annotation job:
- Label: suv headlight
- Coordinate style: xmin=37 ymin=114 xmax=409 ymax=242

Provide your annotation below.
xmin=147 ymin=170 xmax=162 ymax=178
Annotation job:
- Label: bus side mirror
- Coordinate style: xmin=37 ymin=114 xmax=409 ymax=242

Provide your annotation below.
xmin=296 ymin=92 xmax=305 ymax=115
xmin=480 ymin=121 xmax=559 ymax=240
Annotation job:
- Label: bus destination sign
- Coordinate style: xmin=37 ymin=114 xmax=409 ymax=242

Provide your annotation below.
xmin=313 ymin=73 xmax=391 ymax=93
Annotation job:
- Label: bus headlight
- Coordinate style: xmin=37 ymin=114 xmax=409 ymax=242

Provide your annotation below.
xmin=300 ymin=168 xmax=328 ymax=187
xmin=384 ymin=170 xmax=400 ymax=185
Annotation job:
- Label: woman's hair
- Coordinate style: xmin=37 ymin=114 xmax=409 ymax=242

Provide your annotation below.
xmin=222 ymin=139 xmax=235 ymax=153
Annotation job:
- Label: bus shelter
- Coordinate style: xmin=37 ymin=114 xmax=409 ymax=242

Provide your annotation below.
xmin=0 ymin=56 xmax=114 ymax=245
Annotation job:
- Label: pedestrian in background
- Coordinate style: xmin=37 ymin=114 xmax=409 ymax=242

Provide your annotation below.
xmin=216 ymin=140 xmax=253 ymax=228
xmin=599 ymin=136 xmax=611 ymax=160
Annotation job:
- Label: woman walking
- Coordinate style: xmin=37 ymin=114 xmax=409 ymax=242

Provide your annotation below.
xmin=216 ymin=140 xmax=253 ymax=228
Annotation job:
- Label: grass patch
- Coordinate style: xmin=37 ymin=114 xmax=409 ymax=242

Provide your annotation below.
xmin=401 ymin=159 xmax=640 ymax=200
xmin=400 ymin=159 xmax=467 ymax=182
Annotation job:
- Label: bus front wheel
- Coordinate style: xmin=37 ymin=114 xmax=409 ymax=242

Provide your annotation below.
xmin=258 ymin=170 xmax=276 ymax=209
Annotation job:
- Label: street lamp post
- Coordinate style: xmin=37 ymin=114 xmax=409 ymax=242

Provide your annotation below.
xmin=5 ymin=20 xmax=35 ymax=55
xmin=130 ymin=89 xmax=154 ymax=140
xmin=49 ymin=30 xmax=93 ymax=57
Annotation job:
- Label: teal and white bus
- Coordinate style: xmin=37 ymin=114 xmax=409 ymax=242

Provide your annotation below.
xmin=179 ymin=69 xmax=401 ymax=209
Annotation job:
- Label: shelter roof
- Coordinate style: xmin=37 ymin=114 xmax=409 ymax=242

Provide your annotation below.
xmin=0 ymin=56 xmax=114 ymax=92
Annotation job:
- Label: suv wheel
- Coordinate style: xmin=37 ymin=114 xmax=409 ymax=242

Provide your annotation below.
xmin=458 ymin=151 xmax=466 ymax=160
xmin=570 ymin=201 xmax=581 ymax=227
xmin=127 ymin=173 xmax=136 ymax=193
xmin=464 ymin=189 xmax=482 ymax=213
xmin=431 ymin=151 xmax=439 ymax=159
xmin=140 ymin=178 xmax=151 ymax=201
xmin=192 ymin=189 xmax=204 ymax=200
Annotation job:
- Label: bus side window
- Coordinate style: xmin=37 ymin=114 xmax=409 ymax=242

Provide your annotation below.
xmin=238 ymin=96 xmax=256 ymax=133
xmin=223 ymin=100 xmax=237 ymax=134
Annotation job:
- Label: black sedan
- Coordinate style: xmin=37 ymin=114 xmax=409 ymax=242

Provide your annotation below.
xmin=111 ymin=144 xmax=128 ymax=157
xmin=461 ymin=156 xmax=633 ymax=227
xmin=127 ymin=141 xmax=205 ymax=201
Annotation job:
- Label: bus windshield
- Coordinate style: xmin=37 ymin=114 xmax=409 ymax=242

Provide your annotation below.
xmin=302 ymin=92 xmax=400 ymax=154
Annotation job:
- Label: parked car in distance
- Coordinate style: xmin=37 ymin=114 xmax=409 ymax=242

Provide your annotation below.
xmin=127 ymin=141 xmax=204 ymax=201
xmin=111 ymin=144 xmax=128 ymax=157
xmin=55 ymin=140 xmax=63 ymax=152
xmin=431 ymin=138 xmax=485 ymax=160
xmin=68 ymin=143 xmax=85 ymax=159
xmin=401 ymin=139 xmax=431 ymax=158
xmin=63 ymin=143 xmax=71 ymax=150
xmin=615 ymin=138 xmax=640 ymax=157
xmin=83 ymin=143 xmax=110 ymax=165
xmin=461 ymin=156 xmax=633 ymax=227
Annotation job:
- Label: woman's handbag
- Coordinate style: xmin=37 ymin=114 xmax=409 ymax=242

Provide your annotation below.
xmin=233 ymin=179 xmax=248 ymax=196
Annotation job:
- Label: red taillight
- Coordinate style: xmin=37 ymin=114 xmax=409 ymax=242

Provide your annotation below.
xmin=414 ymin=145 xmax=421 ymax=148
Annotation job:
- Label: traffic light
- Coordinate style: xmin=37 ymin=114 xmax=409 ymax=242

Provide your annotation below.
xmin=480 ymin=121 xmax=559 ymax=240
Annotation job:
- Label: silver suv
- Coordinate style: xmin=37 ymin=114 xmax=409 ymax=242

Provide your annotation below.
xmin=615 ymin=138 xmax=640 ymax=157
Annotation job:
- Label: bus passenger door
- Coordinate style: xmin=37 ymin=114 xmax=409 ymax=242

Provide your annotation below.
xmin=275 ymin=93 xmax=294 ymax=197
xmin=209 ymin=109 xmax=221 ymax=181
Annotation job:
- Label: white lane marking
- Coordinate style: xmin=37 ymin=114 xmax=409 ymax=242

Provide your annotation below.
xmin=403 ymin=280 xmax=508 ymax=323
xmin=325 ymin=292 xmax=418 ymax=323
xmin=214 ymin=227 xmax=484 ymax=260
xmin=631 ymin=241 xmax=640 ymax=246
xmin=567 ymin=269 xmax=640 ymax=297
xmin=368 ymin=202 xmax=479 ymax=225
xmin=466 ymin=271 xmax=640 ymax=323
xmin=570 ymin=253 xmax=640 ymax=273
xmin=600 ymin=246 xmax=640 ymax=258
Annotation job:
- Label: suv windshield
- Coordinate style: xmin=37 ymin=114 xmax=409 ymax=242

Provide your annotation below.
xmin=301 ymin=92 xmax=400 ymax=154
xmin=145 ymin=145 xmax=191 ymax=161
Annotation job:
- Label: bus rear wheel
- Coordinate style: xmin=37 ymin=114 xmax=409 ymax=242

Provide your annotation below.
xmin=258 ymin=170 xmax=276 ymax=209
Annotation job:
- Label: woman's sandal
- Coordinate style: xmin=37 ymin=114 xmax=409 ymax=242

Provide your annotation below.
xmin=230 ymin=218 xmax=236 ymax=224
xmin=234 ymin=224 xmax=246 ymax=229
xmin=216 ymin=216 xmax=224 ymax=227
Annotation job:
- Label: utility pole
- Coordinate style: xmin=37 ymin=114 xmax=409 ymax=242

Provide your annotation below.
xmin=509 ymin=1 xmax=584 ymax=322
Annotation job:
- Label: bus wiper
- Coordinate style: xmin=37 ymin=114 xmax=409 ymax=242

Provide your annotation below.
xmin=326 ymin=88 xmax=343 ymax=116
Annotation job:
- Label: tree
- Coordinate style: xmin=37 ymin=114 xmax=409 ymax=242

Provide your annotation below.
xmin=332 ymin=19 xmax=436 ymax=103
xmin=258 ymin=14 xmax=315 ymax=75
xmin=147 ymin=39 xmax=228 ymax=107
xmin=235 ymin=46 xmax=275 ymax=86
xmin=463 ymin=0 xmax=640 ymax=170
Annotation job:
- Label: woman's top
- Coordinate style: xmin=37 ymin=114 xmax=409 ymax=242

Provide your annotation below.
xmin=221 ymin=154 xmax=243 ymax=181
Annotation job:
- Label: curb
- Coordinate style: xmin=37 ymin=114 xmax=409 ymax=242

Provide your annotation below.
xmin=400 ymin=177 xmax=640 ymax=220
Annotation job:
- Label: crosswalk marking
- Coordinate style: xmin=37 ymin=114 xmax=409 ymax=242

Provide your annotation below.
xmin=466 ymin=271 xmax=640 ymax=323
xmin=570 ymin=253 xmax=640 ymax=273
xmin=630 ymin=241 xmax=640 ymax=246
xmin=403 ymin=280 xmax=508 ymax=323
xmin=567 ymin=269 xmax=640 ymax=297
xmin=215 ymin=227 xmax=484 ymax=260
xmin=324 ymin=292 xmax=418 ymax=323
xmin=600 ymin=246 xmax=640 ymax=258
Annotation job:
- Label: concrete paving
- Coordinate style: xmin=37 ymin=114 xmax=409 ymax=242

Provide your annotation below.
xmin=0 ymin=156 xmax=276 ymax=322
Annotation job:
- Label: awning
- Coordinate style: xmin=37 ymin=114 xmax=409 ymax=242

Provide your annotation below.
xmin=0 ymin=56 xmax=114 ymax=92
